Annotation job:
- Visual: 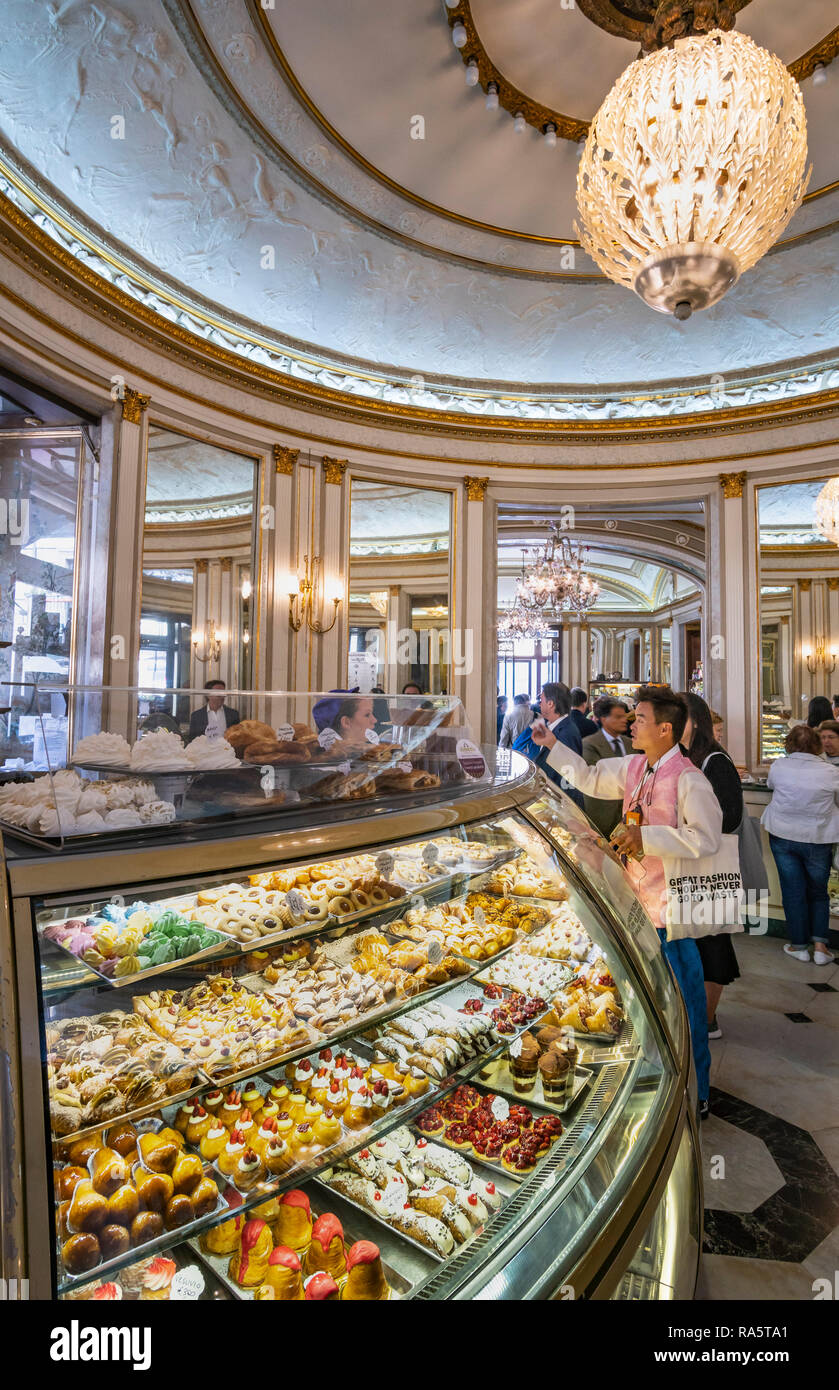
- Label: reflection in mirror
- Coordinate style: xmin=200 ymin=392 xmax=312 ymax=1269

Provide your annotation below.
xmin=347 ymin=480 xmax=451 ymax=697
xmin=757 ymin=478 xmax=839 ymax=761
xmin=141 ymin=428 xmax=256 ymax=732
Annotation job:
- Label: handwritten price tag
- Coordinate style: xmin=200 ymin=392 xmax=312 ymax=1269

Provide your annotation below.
xmin=276 ymin=723 xmax=295 ymax=742
xmin=364 ymin=727 xmax=380 ymax=744
xmin=375 ymin=851 xmax=395 ymax=877
xmin=286 ymin=889 xmax=307 ymax=917
xmin=170 ymin=1265 xmax=206 ymax=1300
xmin=508 ymin=1036 xmax=523 ymax=1059
xmin=421 ymin=842 xmax=440 ymax=867
xmin=490 ymin=1095 xmax=510 ymax=1122
xmin=337 ymin=761 xmax=351 ymax=775
xmin=427 ymin=939 xmax=444 ymax=966
xmin=380 ymin=1180 xmax=407 ymax=1217
xmin=473 ymin=905 xmax=487 ymax=930
xmin=318 ymin=727 xmax=340 ymax=750
xmin=396 ymin=760 xmax=412 ymax=774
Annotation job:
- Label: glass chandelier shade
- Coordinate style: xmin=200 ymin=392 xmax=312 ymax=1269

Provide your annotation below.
xmin=815 ymin=477 xmax=839 ymax=547
xmin=515 ymin=527 xmax=601 ymax=617
xmin=576 ymin=29 xmax=810 ymax=318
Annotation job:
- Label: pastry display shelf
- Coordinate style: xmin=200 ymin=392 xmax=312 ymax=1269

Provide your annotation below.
xmin=477 ymin=1054 xmax=595 ymax=1116
xmin=409 ymin=1080 xmax=568 ymax=1184
xmin=189 ymin=1195 xmax=415 ymax=1301
xmin=313 ymin=1147 xmax=518 ymax=1264
xmin=55 ymin=983 xmax=541 ymax=1294
xmin=37 ymin=846 xmax=521 ymax=999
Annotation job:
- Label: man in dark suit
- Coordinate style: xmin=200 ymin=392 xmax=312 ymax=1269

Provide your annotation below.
xmin=569 ymin=688 xmax=598 ymax=739
xmin=187 ymin=680 xmax=241 ymax=742
xmin=513 ymin=681 xmax=585 ymax=808
xmin=580 ymin=697 xmax=633 ymax=836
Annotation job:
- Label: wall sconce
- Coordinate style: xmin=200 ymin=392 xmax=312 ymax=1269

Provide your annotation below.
xmin=241 ymin=577 xmax=252 ymax=601
xmin=193 ymin=619 xmax=223 ymax=664
xmin=803 ymin=638 xmax=836 ymax=674
xmin=288 ymin=555 xmax=343 ymax=634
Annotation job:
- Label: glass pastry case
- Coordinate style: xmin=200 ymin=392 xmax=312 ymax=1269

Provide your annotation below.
xmin=0 ymin=689 xmax=700 ymax=1302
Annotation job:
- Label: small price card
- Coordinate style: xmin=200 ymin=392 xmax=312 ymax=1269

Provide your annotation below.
xmin=375 ymin=850 xmax=395 ymax=877
xmin=276 ymin=723 xmax=295 ymax=742
xmin=473 ymin=905 xmax=487 ymax=930
xmin=286 ymin=888 xmax=307 ymax=917
xmin=427 ymin=939 xmax=444 ymax=966
xmin=490 ymin=1095 xmax=510 ymax=1122
xmin=421 ymin=842 xmax=440 ymax=867
xmin=508 ymin=1036 xmax=523 ymax=1059
xmin=396 ymin=760 xmax=412 ymax=773
xmin=364 ymin=728 xmax=380 ymax=744
xmin=170 ymin=1265 xmax=205 ymax=1300
xmin=318 ymin=727 xmax=340 ymax=750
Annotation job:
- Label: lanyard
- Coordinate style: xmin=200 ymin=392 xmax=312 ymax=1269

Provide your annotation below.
xmin=627 ymin=759 xmax=661 ymax=819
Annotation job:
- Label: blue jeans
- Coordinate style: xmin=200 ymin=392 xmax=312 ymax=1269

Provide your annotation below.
xmin=768 ymin=834 xmax=833 ymax=946
xmin=658 ymin=930 xmax=710 ymax=1104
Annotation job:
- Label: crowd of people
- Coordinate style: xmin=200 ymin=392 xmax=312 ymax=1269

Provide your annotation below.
xmin=498 ymin=678 xmax=838 ymax=1121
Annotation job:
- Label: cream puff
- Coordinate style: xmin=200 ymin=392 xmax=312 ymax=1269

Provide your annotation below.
xmin=241 ymin=1083 xmax=264 ymax=1120
xmin=292 ymin=1058 xmax=314 ymax=1094
xmin=236 ymin=1108 xmax=256 ymax=1146
xmin=290 ymin=1123 xmax=320 ymax=1163
xmin=312 ymin=1109 xmax=342 ymax=1150
xmin=343 ymin=1086 xmax=374 ymax=1130
xmin=369 ymin=1079 xmax=393 ymax=1119
xmin=233 ymin=1147 xmax=264 ymax=1192
xmin=185 ymin=1104 xmax=212 ymax=1147
xmin=286 ymin=1090 xmax=308 ymax=1125
xmin=309 ymin=1067 xmax=331 ymax=1107
xmin=275 ymin=1111 xmax=295 ymax=1143
xmin=199 ymin=1122 xmax=228 ymax=1163
xmin=264 ymin=1137 xmax=291 ymax=1176
xmin=252 ymin=1117 xmax=279 ymax=1160
xmin=174 ymin=1099 xmax=200 ymax=1135
xmin=303 ymin=1099 xmax=323 ymax=1128
xmin=324 ymin=1080 xmax=348 ymax=1116
xmin=267 ymin=1082 xmax=291 ymax=1110
xmin=217 ymin=1128 xmax=246 ymax=1178
xmin=202 ymin=1088 xmax=225 ymax=1117
xmin=220 ymin=1090 xmax=243 ymax=1129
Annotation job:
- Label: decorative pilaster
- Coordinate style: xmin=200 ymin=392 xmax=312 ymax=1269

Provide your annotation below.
xmin=120 ymin=386 xmax=150 ymax=425
xmin=463 ymin=476 xmax=489 ymax=502
xmin=273 ymin=445 xmax=299 ymax=475
xmin=719 ymin=470 xmax=746 ymax=499
xmin=718 ymin=474 xmax=750 ymax=764
xmin=322 ymin=457 xmax=348 ymax=486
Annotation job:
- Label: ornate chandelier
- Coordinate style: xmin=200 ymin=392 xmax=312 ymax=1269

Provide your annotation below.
xmin=576 ymin=3 xmax=810 ymax=319
xmin=815 ymin=478 xmax=839 ymax=547
xmin=497 ymin=602 xmax=553 ymax=648
xmin=516 ymin=525 xmax=600 ymax=617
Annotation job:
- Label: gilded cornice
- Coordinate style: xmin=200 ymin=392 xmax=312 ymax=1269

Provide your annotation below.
xmin=2 ymin=189 xmax=839 ymax=448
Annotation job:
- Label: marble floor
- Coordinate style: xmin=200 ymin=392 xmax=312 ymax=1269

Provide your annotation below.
xmin=695 ymin=931 xmax=839 ymax=1300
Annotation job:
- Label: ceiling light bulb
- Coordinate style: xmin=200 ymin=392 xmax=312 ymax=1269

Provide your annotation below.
xmin=445 ymin=0 xmax=460 ymax=7
xmin=812 ymin=62 xmax=828 ymax=87
xmin=485 ymin=82 xmax=499 ymax=111
xmin=514 ymin=112 xmax=526 ymax=134
xmin=544 ymin=123 xmax=557 ymax=148
xmin=452 ymin=22 xmax=467 ymax=48
xmin=241 ymin=578 xmax=252 ymax=600
xmin=465 ymin=60 xmax=479 ymax=87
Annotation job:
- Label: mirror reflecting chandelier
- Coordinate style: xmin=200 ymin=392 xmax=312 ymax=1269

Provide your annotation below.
xmin=576 ymin=1 xmax=810 ymax=319
xmin=815 ymin=478 xmax=839 ymax=547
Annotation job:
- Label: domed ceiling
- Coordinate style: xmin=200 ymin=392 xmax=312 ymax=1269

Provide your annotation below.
xmin=0 ymin=0 xmax=837 ymax=416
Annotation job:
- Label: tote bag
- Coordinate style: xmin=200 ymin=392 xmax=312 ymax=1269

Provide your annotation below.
xmin=664 ymin=830 xmax=745 ymax=939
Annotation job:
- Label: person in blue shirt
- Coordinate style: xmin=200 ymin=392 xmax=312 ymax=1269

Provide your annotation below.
xmin=513 ymin=682 xmax=585 ymax=807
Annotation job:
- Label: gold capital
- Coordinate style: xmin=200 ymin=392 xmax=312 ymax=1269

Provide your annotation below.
xmin=273 ymin=445 xmax=299 ymax=475
xmin=121 ymin=386 xmax=150 ymax=425
xmin=827 ymin=577 xmax=839 ymax=591
xmin=464 ymin=476 xmax=489 ymax=502
xmin=322 ymin=456 xmax=348 ymax=485
xmin=195 ymin=559 xmax=208 ymax=575
xmin=719 ymin=470 xmax=746 ymax=499
xmin=799 ymin=578 xmax=812 ymax=591
xmin=220 ymin=556 xmax=233 ymax=573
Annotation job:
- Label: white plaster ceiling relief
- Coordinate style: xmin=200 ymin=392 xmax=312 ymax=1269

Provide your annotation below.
xmin=0 ymin=0 xmax=837 ymax=406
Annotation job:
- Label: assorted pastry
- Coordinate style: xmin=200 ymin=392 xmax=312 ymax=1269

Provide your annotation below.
xmin=485 ymin=852 xmax=569 ymax=901
xmin=551 ymin=958 xmax=624 ymax=1036
xmin=202 ymin=1190 xmax=393 ymax=1299
xmin=47 ymin=1012 xmax=198 ymax=1137
xmin=133 ymin=975 xmax=318 ymax=1077
xmin=478 ymin=949 xmax=576 ymax=1000
xmin=505 ymin=1026 xmax=580 ymax=1104
xmin=352 ymin=930 xmax=472 ymax=992
xmin=516 ymin=904 xmax=594 ymax=962
xmin=416 ymin=1088 xmax=563 ymax=1175
xmin=388 ymin=900 xmax=518 ymax=960
xmin=55 ymin=1120 xmax=220 ymax=1277
xmin=61 ymin=1252 xmax=188 ymax=1301
xmin=41 ymin=900 xmax=224 ymax=978
xmin=322 ymin=1124 xmax=504 ymax=1255
xmin=461 ymin=890 xmax=555 ymax=935
xmin=256 ymin=941 xmax=420 ymax=1023
xmin=0 ymin=768 xmax=175 ymax=837
xmin=370 ymin=999 xmax=500 ymax=1081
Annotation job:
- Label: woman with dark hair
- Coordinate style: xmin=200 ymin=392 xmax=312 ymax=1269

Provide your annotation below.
xmin=762 ymin=723 xmax=839 ymax=966
xmin=807 ymin=696 xmax=833 ymax=728
xmin=681 ymin=692 xmax=743 ymax=1038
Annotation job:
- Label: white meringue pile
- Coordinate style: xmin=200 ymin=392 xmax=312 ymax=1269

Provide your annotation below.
xmin=185 ymin=735 xmax=239 ymax=769
xmin=0 ymin=770 xmax=176 ymax=838
xmin=129 ymin=729 xmax=192 ymax=771
xmin=71 ymin=732 xmax=132 ymax=765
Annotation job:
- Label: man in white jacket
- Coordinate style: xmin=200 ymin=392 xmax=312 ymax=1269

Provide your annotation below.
xmin=531 ymin=685 xmax=721 ymax=1116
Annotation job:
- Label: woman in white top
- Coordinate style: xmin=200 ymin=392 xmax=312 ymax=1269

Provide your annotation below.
xmin=761 ymin=724 xmax=839 ymax=965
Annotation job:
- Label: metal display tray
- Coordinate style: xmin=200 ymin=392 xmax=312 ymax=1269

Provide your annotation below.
xmin=39 ymin=926 xmax=230 ymax=992
xmin=416 ymin=1079 xmax=566 ymax=1183
xmin=188 ymin=1194 xmax=414 ymax=1299
xmin=476 ymin=1054 xmax=594 ymax=1116
xmin=314 ymin=1130 xmax=517 ymax=1263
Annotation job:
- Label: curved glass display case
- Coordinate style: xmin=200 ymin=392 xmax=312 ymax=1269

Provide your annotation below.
xmin=0 ymin=691 xmax=700 ymax=1302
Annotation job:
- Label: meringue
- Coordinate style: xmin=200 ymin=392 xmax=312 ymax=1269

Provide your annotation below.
xmin=72 ymin=733 xmax=131 ymax=765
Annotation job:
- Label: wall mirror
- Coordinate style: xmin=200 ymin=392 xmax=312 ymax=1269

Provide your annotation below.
xmin=347 ymin=479 xmax=452 ymax=696
xmin=141 ymin=427 xmax=257 ymax=729
xmin=757 ymin=477 xmax=839 ymax=762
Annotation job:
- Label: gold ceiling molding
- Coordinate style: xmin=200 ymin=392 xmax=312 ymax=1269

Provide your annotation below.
xmin=273 ymin=444 xmax=299 ymax=474
xmin=3 ymin=189 xmax=839 ymax=449
xmin=120 ymin=386 xmax=150 ymax=425
xmin=575 ymin=0 xmax=752 ymax=44
xmin=719 ymin=470 xmax=747 ymax=498
xmin=788 ymin=25 xmax=839 ymax=82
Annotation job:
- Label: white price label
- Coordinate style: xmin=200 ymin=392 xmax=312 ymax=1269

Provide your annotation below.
xmin=490 ymin=1095 xmax=510 ymax=1122
xmin=379 ymin=1180 xmax=407 ymax=1217
xmin=337 ymin=760 xmax=351 ymax=775
xmin=170 ymin=1265 xmax=206 ymax=1300
xmin=375 ymin=850 xmax=395 ymax=877
xmin=396 ymin=760 xmax=412 ymax=774
xmin=286 ymin=889 xmax=307 ymax=917
xmin=318 ymin=727 xmax=340 ymax=750
xmin=259 ymin=765 xmax=276 ymax=797
xmin=409 ymin=893 xmax=424 ymax=913
xmin=473 ymin=905 xmax=486 ymax=930
xmin=421 ymin=842 xmax=440 ymax=867
xmin=364 ymin=728 xmax=380 ymax=744
xmin=427 ymin=939 xmax=444 ymax=966
xmin=276 ymin=723 xmax=295 ymax=742
xmin=508 ymin=1036 xmax=523 ymax=1059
